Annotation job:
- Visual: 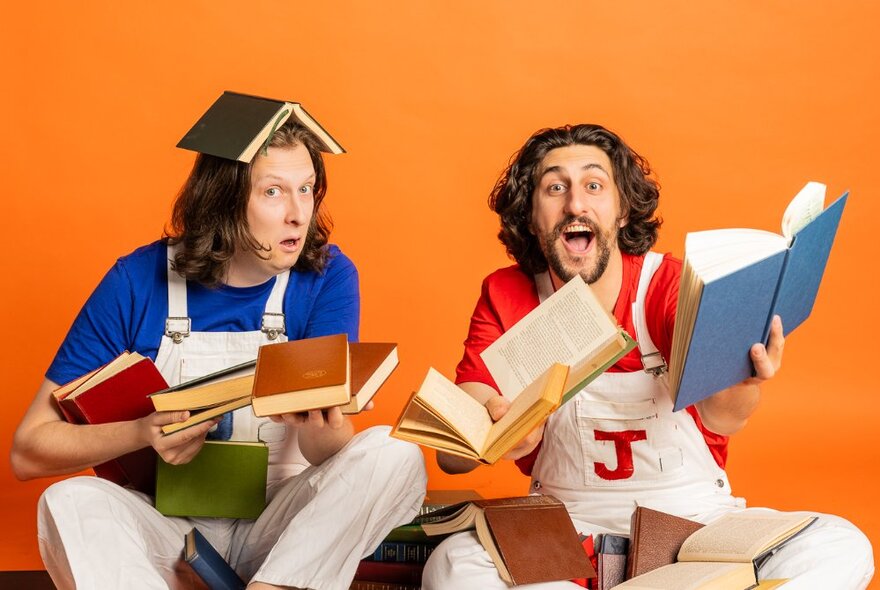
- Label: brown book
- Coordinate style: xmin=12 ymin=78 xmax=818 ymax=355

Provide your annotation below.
xmin=391 ymin=363 xmax=568 ymax=464
xmin=627 ymin=507 xmax=706 ymax=579
xmin=251 ymin=334 xmax=350 ymax=416
xmin=51 ymin=351 xmax=167 ymax=494
xmin=339 ymin=342 xmax=398 ymax=414
xmin=617 ymin=510 xmax=815 ymax=590
xmin=421 ymin=495 xmax=595 ymax=585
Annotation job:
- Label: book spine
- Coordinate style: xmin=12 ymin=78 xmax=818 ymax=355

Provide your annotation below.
xmin=383 ymin=525 xmax=431 ymax=543
xmin=369 ymin=541 xmax=435 ymax=563
xmin=187 ymin=555 xmax=245 ymax=590
xmin=350 ymin=581 xmax=420 ymax=590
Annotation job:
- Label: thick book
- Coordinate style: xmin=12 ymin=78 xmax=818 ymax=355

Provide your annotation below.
xmin=177 ymin=90 xmax=345 ymax=162
xmin=155 ymin=441 xmax=268 ymax=519
xmin=353 ymin=561 xmax=424 ymax=586
xmin=670 ymin=182 xmax=847 ymax=411
xmin=597 ymin=533 xmax=629 ymax=590
xmin=615 ymin=511 xmax=815 ymax=590
xmin=184 ymin=527 xmax=245 ymax=590
xmin=392 ymin=363 xmax=569 ymax=464
xmin=420 ymin=495 xmax=595 ymax=585
xmin=340 ymin=342 xmax=399 ymax=414
xmin=368 ymin=541 xmax=435 ymax=563
xmin=251 ymin=334 xmax=351 ymax=416
xmin=153 ymin=339 xmax=391 ymax=429
xmin=626 ymin=507 xmax=705 ymax=579
xmin=51 ymin=351 xmax=167 ymax=494
xmin=481 ymin=274 xmax=636 ymax=403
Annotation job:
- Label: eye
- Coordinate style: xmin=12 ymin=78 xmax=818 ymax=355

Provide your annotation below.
xmin=587 ymin=182 xmax=602 ymax=192
xmin=299 ymin=184 xmax=313 ymax=195
xmin=548 ymin=183 xmax=566 ymax=194
xmin=265 ymin=187 xmax=281 ymax=198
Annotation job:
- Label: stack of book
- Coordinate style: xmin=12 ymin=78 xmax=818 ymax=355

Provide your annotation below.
xmin=351 ymin=490 xmax=484 ymax=590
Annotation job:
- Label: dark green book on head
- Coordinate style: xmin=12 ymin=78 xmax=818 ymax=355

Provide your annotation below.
xmin=177 ymin=91 xmax=345 ymax=162
xmin=156 ymin=441 xmax=268 ymax=519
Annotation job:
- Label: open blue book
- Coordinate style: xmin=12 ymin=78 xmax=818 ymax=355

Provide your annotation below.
xmin=669 ymin=182 xmax=847 ymax=411
xmin=184 ymin=527 xmax=246 ymax=590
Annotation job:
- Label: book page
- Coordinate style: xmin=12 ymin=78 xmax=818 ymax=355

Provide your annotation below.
xmin=415 ymin=368 xmax=493 ymax=451
xmin=614 ymin=562 xmax=753 ymax=590
xmin=481 ymin=276 xmax=617 ymax=400
xmin=781 ymin=181 xmax=826 ymax=241
xmin=678 ymin=513 xmax=813 ymax=562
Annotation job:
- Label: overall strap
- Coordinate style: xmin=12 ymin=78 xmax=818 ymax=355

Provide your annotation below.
xmin=632 ymin=252 xmax=667 ymax=375
xmin=261 ymin=271 xmax=289 ymax=340
xmin=165 ymin=242 xmax=190 ymax=344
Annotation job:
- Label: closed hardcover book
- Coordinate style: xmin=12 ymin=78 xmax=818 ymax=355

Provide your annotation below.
xmin=354 ymin=561 xmax=424 ymax=586
xmin=156 ymin=441 xmax=268 ymax=519
xmin=626 ymin=507 xmax=705 ymax=580
xmin=184 ymin=527 xmax=245 ymax=590
xmin=251 ymin=334 xmax=351 ymax=416
xmin=52 ymin=352 xmax=167 ymax=494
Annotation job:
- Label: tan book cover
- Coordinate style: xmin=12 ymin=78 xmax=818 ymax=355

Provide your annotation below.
xmin=627 ymin=506 xmax=705 ymax=579
xmin=422 ymin=495 xmax=595 ymax=585
xmin=251 ymin=334 xmax=350 ymax=416
xmin=391 ymin=363 xmax=568 ymax=464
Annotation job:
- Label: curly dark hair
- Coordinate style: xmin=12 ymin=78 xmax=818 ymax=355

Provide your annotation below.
xmin=489 ymin=124 xmax=661 ymax=275
xmin=165 ymin=120 xmax=333 ymax=286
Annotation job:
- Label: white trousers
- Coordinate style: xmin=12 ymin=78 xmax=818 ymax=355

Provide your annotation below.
xmin=38 ymin=426 xmax=427 ymax=590
xmin=421 ymin=506 xmax=874 ymax=590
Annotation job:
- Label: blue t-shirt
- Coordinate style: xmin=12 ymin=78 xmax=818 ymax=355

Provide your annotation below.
xmin=47 ymin=240 xmax=360 ymax=385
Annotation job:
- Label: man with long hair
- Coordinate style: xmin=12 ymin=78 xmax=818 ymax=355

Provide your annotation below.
xmin=12 ymin=115 xmax=426 ymax=590
xmin=422 ymin=124 xmax=873 ymax=589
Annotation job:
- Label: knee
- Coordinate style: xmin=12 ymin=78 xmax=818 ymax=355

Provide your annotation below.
xmin=350 ymin=426 xmax=427 ymax=483
xmin=422 ymin=532 xmax=491 ymax=590
xmin=39 ymin=476 xmax=112 ymax=516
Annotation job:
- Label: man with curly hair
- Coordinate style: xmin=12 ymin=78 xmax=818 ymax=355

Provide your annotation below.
xmin=12 ymin=114 xmax=426 ymax=590
xmin=422 ymin=124 xmax=873 ymax=589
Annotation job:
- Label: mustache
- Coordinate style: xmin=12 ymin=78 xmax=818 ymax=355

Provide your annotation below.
xmin=551 ymin=216 xmax=600 ymax=239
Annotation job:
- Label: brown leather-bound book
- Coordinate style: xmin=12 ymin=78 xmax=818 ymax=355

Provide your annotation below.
xmin=626 ymin=507 xmax=705 ymax=580
xmin=422 ymin=495 xmax=595 ymax=585
xmin=339 ymin=342 xmax=398 ymax=414
xmin=251 ymin=334 xmax=350 ymax=416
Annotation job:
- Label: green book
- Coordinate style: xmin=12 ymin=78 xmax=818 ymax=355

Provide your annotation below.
xmin=155 ymin=441 xmax=268 ymax=519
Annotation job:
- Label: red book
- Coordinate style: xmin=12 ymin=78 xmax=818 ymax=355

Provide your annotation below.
xmin=354 ymin=561 xmax=424 ymax=586
xmin=53 ymin=352 xmax=168 ymax=494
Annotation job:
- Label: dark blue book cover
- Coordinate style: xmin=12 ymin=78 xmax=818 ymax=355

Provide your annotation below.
xmin=184 ymin=527 xmax=246 ymax=590
xmin=672 ymin=192 xmax=847 ymax=412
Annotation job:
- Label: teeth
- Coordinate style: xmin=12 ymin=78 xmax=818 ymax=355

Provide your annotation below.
xmin=564 ymin=224 xmax=591 ymax=234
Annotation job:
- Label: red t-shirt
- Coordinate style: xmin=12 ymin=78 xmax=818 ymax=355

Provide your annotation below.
xmin=454 ymin=252 xmax=729 ymax=475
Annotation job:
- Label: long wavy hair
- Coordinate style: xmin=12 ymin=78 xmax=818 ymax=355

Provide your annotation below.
xmin=489 ymin=124 xmax=661 ymax=275
xmin=165 ymin=121 xmax=332 ymax=286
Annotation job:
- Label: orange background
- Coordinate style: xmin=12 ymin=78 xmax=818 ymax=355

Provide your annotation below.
xmin=2 ymin=0 xmax=878 ymax=579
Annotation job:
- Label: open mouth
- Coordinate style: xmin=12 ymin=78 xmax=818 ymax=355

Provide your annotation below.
xmin=561 ymin=223 xmax=594 ymax=253
xmin=280 ymin=238 xmax=300 ymax=249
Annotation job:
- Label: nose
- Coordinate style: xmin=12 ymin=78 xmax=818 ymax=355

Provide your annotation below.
xmin=285 ymin=194 xmax=309 ymax=226
xmin=564 ymin=185 xmax=592 ymax=217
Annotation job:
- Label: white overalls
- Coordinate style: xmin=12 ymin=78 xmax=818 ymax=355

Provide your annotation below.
xmin=38 ymin=244 xmax=427 ymax=590
xmin=422 ymin=253 xmax=873 ymax=590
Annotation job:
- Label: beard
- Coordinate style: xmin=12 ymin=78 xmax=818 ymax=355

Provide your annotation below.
xmin=540 ymin=215 xmax=615 ymax=285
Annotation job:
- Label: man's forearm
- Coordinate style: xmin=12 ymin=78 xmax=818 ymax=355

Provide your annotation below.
xmin=696 ymin=382 xmax=761 ymax=435
xmin=11 ymin=419 xmax=147 ymax=480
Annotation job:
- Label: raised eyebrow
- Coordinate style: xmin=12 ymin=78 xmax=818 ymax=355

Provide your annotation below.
xmin=538 ymin=163 xmax=610 ymax=181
